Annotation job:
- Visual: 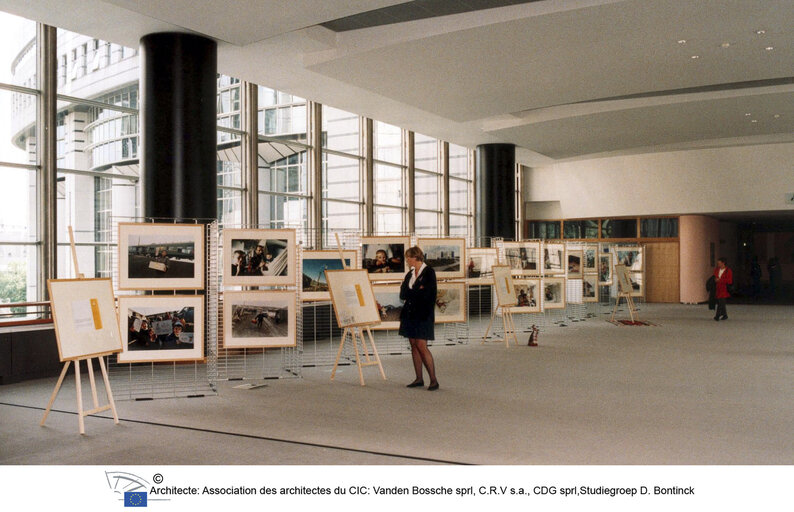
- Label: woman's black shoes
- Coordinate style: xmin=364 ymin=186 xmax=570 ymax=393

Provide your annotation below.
xmin=427 ymin=382 xmax=439 ymax=391
xmin=406 ymin=380 xmax=424 ymax=388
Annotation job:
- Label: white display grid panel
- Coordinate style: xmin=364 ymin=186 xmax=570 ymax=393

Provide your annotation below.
xmin=215 ymin=224 xmax=303 ymax=382
xmin=108 ymin=217 xmax=219 ymax=401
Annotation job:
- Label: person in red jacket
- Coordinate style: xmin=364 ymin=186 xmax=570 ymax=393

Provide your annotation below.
xmin=713 ymin=257 xmax=733 ymax=321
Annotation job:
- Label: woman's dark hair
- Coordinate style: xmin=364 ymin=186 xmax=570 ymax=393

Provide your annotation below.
xmin=405 ymin=246 xmax=425 ymax=262
xmin=718 ymin=257 xmax=727 ymax=265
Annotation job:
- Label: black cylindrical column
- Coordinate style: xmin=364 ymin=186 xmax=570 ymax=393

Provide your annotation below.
xmin=140 ymin=33 xmax=217 ymax=220
xmin=475 ymin=143 xmax=515 ymax=243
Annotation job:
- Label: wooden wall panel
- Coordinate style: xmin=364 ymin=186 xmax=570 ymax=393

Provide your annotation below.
xmin=645 ymin=242 xmax=680 ymax=303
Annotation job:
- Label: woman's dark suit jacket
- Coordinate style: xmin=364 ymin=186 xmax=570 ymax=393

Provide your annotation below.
xmin=398 ymin=265 xmax=437 ymax=340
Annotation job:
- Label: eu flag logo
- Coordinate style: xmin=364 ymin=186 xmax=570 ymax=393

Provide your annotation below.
xmin=124 ymin=492 xmax=148 ymax=507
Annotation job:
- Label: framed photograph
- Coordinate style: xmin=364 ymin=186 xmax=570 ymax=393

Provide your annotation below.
xmin=567 ymin=249 xmax=583 ymax=279
xmin=504 ymin=241 xmax=540 ymax=276
xmin=118 ymin=295 xmax=204 ymax=363
xmin=615 ymin=264 xmax=633 ymax=294
xmin=118 ymin=223 xmax=205 ymax=290
xmin=598 ymin=254 xmax=613 ymax=285
xmin=542 ymin=242 xmax=565 ymax=275
xmin=629 ymin=271 xmax=644 ymax=297
xmin=325 ymin=269 xmax=381 ymax=327
xmin=301 ymin=250 xmax=358 ymax=301
xmin=510 ymin=278 xmax=541 ymax=313
xmin=583 ymin=274 xmax=599 ymax=302
xmin=361 ymin=236 xmax=410 ymax=281
xmin=223 ymin=291 xmax=296 ymax=348
xmin=47 ymin=278 xmax=123 ymax=361
xmin=615 ymin=246 xmax=643 ymax=272
xmin=492 ymin=265 xmax=517 ymax=307
xmin=583 ymin=245 xmax=598 ymax=273
xmin=372 ymin=284 xmax=403 ymax=330
xmin=466 ymin=247 xmax=498 ymax=284
xmin=418 ymin=237 xmax=465 ymax=280
xmin=542 ymin=277 xmax=566 ymax=309
xmin=435 ymin=282 xmax=466 ymax=323
xmin=223 ymin=228 xmax=296 ymax=287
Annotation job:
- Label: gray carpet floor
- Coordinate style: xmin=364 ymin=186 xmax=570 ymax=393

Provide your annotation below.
xmin=1 ymin=303 xmax=792 ymax=465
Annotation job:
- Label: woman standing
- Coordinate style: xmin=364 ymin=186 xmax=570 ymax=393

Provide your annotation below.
xmin=713 ymin=257 xmax=733 ymax=321
xmin=399 ymin=246 xmax=439 ymax=391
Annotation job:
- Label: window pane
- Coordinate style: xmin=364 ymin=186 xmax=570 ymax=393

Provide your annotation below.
xmin=0 ymin=243 xmax=37 ymax=303
xmin=449 ymin=214 xmax=469 ymax=237
xmin=258 ymin=144 xmax=308 ymax=195
xmin=415 ymin=210 xmax=439 ymax=236
xmin=374 ymin=206 xmax=403 ymax=234
xmin=415 ymin=171 xmax=439 ymax=211
xmin=0 ymin=166 xmax=36 ymax=242
xmin=218 ymin=188 xmax=241 ymax=228
xmin=258 ymin=193 xmax=307 ymax=230
xmin=527 ymin=221 xmax=561 ymax=239
xmin=449 ymin=143 xmax=469 ymax=179
xmin=323 ymin=151 xmax=360 ymax=202
xmin=414 ymin=133 xmax=438 ymax=173
xmin=563 ymin=220 xmax=599 ymax=239
xmin=323 ymin=200 xmax=360 ymax=244
xmin=373 ymin=121 xmax=402 ymax=164
xmin=374 ymin=163 xmax=403 ymax=207
xmin=601 ymin=219 xmax=637 ymax=238
xmin=1 ymin=12 xmax=37 ymax=87
xmin=257 ymin=86 xmax=307 ymax=144
xmin=1 ymin=90 xmax=36 ymax=165
xmin=641 ymin=218 xmax=678 ymax=238
xmin=449 ymin=177 xmax=468 ymax=214
xmin=322 ymin=106 xmax=360 ymax=155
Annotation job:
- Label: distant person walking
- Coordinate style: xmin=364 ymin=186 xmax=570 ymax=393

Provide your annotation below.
xmin=713 ymin=257 xmax=733 ymax=321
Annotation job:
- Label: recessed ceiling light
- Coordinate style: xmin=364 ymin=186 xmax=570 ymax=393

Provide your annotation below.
xmin=765 ymin=46 xmax=775 ymax=51
xmin=755 ymin=29 xmax=766 ymax=35
xmin=773 ymin=114 xmax=781 ymax=118
xmin=751 ymin=119 xmax=758 ymax=123
xmin=745 ymin=113 xmax=752 ymax=116
xmin=720 ymin=42 xmax=731 ymax=48
xmin=678 ymin=39 xmax=687 ymax=44
xmin=690 ymin=55 xmax=700 ymax=59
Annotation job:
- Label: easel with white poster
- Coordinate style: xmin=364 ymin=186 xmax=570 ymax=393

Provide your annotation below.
xmin=610 ymin=264 xmax=639 ymax=322
xmin=41 ymin=230 xmax=121 ymax=434
xmin=482 ymin=264 xmax=520 ymax=347
xmin=327 ymin=241 xmax=387 ymax=386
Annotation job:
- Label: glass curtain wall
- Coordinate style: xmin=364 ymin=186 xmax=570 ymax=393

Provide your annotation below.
xmin=0 ymin=10 xmax=480 ymax=301
xmin=0 ymin=11 xmax=38 ymax=303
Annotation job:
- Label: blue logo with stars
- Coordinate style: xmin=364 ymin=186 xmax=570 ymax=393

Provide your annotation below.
xmin=124 ymin=491 xmax=148 ymax=507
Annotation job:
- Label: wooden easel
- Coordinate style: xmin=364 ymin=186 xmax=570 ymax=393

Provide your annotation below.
xmin=610 ymin=264 xmax=640 ymax=322
xmin=41 ymin=226 xmax=120 ymax=434
xmin=331 ymin=324 xmax=387 ymax=386
xmin=482 ymin=263 xmax=520 ymax=347
xmin=610 ymin=292 xmax=639 ymax=322
xmin=482 ymin=305 xmax=519 ymax=347
xmin=329 ymin=233 xmax=387 ymax=385
xmin=40 ymin=353 xmax=119 ymax=435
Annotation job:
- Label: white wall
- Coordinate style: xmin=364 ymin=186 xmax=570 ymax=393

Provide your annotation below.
xmin=524 ymin=143 xmax=794 ymax=219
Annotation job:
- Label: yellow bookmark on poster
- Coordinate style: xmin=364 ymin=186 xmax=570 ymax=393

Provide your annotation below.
xmin=354 ymin=284 xmax=365 ymax=307
xmin=89 ymin=298 xmax=103 ymax=330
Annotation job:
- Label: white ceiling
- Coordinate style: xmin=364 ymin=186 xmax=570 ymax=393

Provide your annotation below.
xmin=1 ymin=0 xmax=792 ymax=166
